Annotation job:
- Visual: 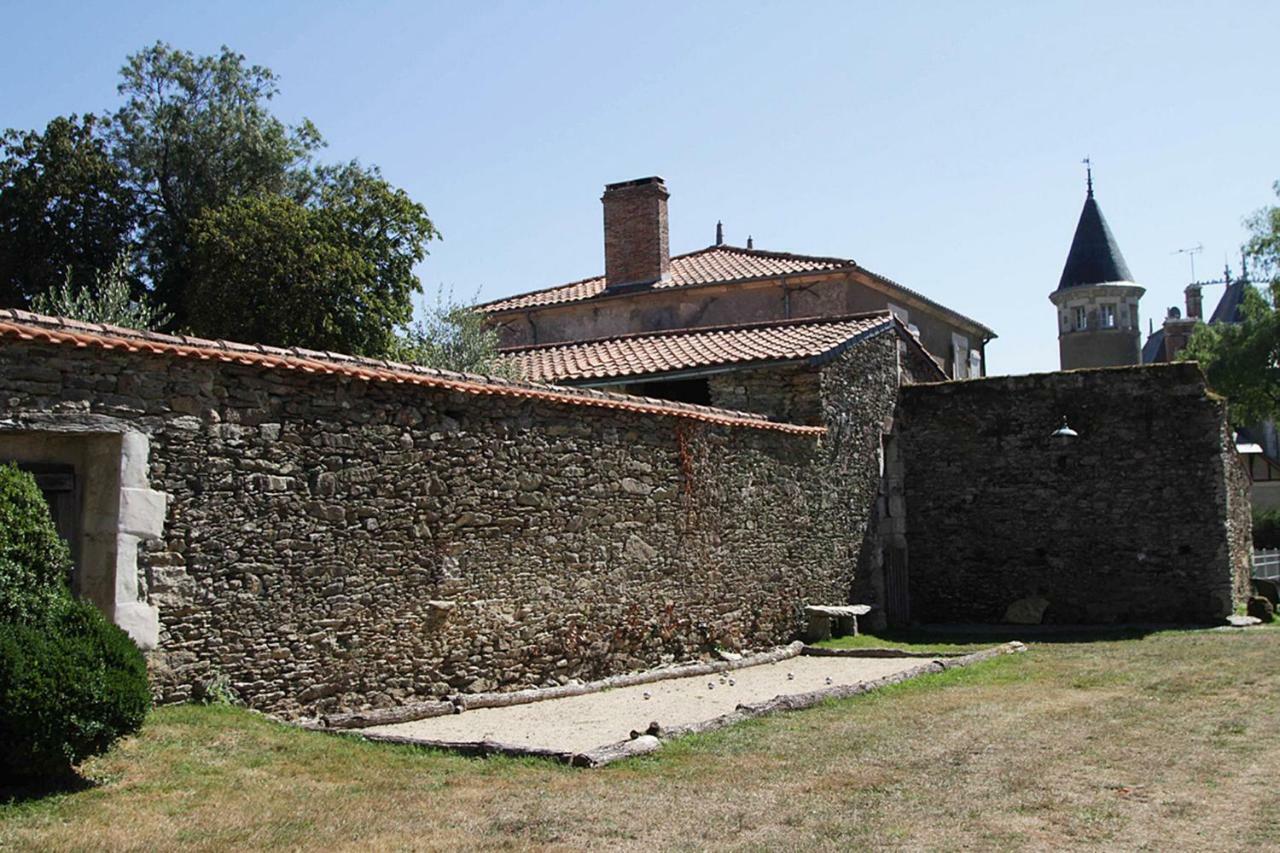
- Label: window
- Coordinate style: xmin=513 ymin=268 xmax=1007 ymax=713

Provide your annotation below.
xmin=1100 ymin=304 xmax=1116 ymax=329
xmin=951 ymin=333 xmax=970 ymax=379
xmin=1075 ymin=307 xmax=1087 ymax=330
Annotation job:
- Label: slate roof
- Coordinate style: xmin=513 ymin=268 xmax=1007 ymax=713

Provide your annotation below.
xmin=502 ymin=312 xmax=937 ymax=384
xmin=480 ymin=244 xmax=995 ymax=337
xmin=1141 ymin=327 xmax=1166 ymax=364
xmin=1057 ymin=190 xmax=1136 ymax=290
xmin=0 ymin=309 xmax=824 ymax=435
xmin=1209 ymin=279 xmax=1249 ymax=324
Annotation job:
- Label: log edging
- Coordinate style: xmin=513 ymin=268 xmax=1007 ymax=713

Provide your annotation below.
xmin=332 ymin=640 xmax=1027 ymax=766
xmin=321 ymin=641 xmax=805 ymax=729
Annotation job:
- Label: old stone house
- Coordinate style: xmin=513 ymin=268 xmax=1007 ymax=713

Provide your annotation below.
xmin=481 ymin=177 xmax=995 ymax=385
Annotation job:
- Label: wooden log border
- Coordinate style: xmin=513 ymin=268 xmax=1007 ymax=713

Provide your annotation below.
xmin=321 ymin=642 xmax=805 ymax=729
xmin=332 ymin=640 xmax=1027 ymax=766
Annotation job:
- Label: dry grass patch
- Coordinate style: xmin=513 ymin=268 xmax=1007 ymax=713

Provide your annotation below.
xmin=3 ymin=627 xmax=1279 ymax=851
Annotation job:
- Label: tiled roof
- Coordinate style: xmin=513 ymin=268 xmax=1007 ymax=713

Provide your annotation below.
xmin=503 ymin=312 xmax=918 ymax=384
xmin=0 ymin=309 xmax=824 ymax=436
xmin=479 ymin=245 xmax=853 ymax=312
xmin=479 ymin=244 xmax=995 ymax=337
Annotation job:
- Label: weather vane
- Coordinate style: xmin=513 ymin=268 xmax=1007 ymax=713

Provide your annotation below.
xmin=1081 ymin=156 xmax=1093 ymax=196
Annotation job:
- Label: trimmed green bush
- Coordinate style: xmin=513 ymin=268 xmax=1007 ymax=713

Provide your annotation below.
xmin=0 ymin=463 xmax=150 ymax=780
xmin=0 ymin=597 xmax=150 ymax=779
xmin=0 ymin=463 xmax=72 ymax=623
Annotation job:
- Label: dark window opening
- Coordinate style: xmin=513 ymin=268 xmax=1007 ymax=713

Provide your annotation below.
xmin=628 ymin=378 xmax=711 ymax=406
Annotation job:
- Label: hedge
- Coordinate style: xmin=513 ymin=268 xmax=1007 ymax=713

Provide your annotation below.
xmin=0 ymin=463 xmax=150 ymax=780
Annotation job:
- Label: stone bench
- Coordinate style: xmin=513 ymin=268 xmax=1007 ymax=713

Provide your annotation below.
xmin=803 ymin=604 xmax=872 ymax=643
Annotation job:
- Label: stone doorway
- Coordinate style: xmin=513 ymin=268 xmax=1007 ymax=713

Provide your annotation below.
xmin=0 ymin=427 xmax=165 ymax=648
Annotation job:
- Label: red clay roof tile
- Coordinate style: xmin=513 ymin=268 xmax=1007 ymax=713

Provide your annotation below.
xmin=0 ymin=309 xmax=824 ymax=436
xmin=478 ymin=243 xmax=995 ymax=337
xmin=502 ymin=313 xmax=906 ymax=384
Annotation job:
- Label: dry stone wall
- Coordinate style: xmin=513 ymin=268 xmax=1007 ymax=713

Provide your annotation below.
xmin=899 ymin=364 xmax=1251 ymax=624
xmin=0 ymin=328 xmax=901 ymax=717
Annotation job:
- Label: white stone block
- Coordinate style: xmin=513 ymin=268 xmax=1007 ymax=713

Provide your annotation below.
xmin=118 ymin=487 xmax=167 ymax=538
xmin=113 ymin=601 xmax=159 ymax=650
xmin=119 ymin=431 xmax=151 ymax=487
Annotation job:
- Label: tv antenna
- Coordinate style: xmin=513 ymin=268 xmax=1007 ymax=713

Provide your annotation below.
xmin=1172 ymin=243 xmax=1203 ymax=282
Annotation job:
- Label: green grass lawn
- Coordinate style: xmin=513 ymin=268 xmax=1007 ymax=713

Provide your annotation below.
xmin=3 ymin=627 xmax=1279 ymax=851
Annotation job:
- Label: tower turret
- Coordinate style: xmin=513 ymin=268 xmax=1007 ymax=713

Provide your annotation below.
xmin=1048 ymin=164 xmax=1145 ymax=369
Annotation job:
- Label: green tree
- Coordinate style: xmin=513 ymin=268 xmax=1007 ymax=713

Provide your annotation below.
xmin=2 ymin=42 xmax=442 ymax=354
xmin=0 ymin=115 xmax=137 ymax=308
xmin=108 ymin=42 xmax=324 ymax=327
xmin=1182 ymin=286 xmax=1280 ymax=425
xmin=393 ymin=286 xmax=518 ymax=377
xmin=186 ymin=166 xmax=436 ymax=355
xmin=32 ymin=251 xmax=171 ymax=330
xmin=1182 ymin=181 xmax=1280 ymax=426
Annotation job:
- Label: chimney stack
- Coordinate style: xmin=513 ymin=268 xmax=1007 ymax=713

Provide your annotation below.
xmin=1184 ymin=284 xmax=1202 ymax=320
xmin=602 ymin=177 xmax=670 ymax=290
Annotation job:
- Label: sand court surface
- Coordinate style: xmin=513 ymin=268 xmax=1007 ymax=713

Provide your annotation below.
xmin=361 ymin=654 xmax=935 ymax=755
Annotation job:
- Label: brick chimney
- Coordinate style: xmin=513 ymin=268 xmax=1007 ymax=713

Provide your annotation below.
xmin=1185 ymin=283 xmax=1203 ymax=320
xmin=602 ymin=177 xmax=670 ymax=290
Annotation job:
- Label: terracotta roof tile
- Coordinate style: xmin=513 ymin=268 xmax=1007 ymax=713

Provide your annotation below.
xmin=0 ymin=309 xmax=823 ymax=436
xmin=479 ymin=243 xmax=995 ymax=337
xmin=479 ymin=245 xmax=854 ymax=313
xmin=503 ymin=313 xmax=906 ymax=384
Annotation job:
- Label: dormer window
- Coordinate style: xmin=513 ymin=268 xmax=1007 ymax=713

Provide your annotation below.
xmin=1100 ymin=304 xmax=1116 ymax=329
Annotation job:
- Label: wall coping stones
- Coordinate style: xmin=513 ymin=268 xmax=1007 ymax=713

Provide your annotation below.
xmin=0 ymin=311 xmax=825 ymax=436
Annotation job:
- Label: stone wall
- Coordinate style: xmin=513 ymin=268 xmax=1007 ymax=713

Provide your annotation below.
xmin=0 ymin=319 xmax=900 ymax=717
xmin=709 ymin=366 xmax=822 ymax=424
xmin=899 ymin=364 xmax=1251 ymax=624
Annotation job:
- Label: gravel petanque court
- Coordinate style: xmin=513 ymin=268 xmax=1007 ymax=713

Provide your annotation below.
xmin=361 ymin=654 xmax=937 ymax=756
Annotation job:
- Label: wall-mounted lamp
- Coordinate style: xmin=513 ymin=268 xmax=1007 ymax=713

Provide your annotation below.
xmin=1051 ymin=416 xmax=1078 ymax=441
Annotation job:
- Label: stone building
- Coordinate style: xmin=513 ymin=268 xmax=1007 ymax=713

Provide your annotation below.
xmin=1048 ymin=170 xmax=1146 ymax=370
xmin=480 ymin=177 xmax=995 ymax=384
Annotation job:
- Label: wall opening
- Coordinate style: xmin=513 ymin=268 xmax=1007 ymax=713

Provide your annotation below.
xmin=625 ymin=377 xmax=712 ymax=406
xmin=0 ymin=428 xmax=164 ymax=648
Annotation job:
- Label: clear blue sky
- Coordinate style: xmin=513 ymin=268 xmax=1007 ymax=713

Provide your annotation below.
xmin=3 ymin=1 xmax=1277 ymax=374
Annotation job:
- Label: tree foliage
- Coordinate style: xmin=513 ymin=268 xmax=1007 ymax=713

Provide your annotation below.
xmin=392 ymin=287 xmax=517 ymax=377
xmin=32 ymin=251 xmax=171 ymax=330
xmin=0 ymin=115 xmax=137 ymax=308
xmin=108 ymin=43 xmax=324 ymax=328
xmin=0 ymin=42 xmax=444 ymax=357
xmin=187 ymin=172 xmax=434 ymax=354
xmin=1182 ymin=182 xmax=1280 ymax=426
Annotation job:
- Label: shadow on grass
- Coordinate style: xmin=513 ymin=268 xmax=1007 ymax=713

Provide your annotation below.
xmin=0 ymin=772 xmax=98 ymax=806
xmin=881 ymin=622 xmax=1227 ymax=646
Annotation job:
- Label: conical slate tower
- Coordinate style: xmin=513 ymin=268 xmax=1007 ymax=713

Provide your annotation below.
xmin=1048 ymin=168 xmax=1145 ymax=370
